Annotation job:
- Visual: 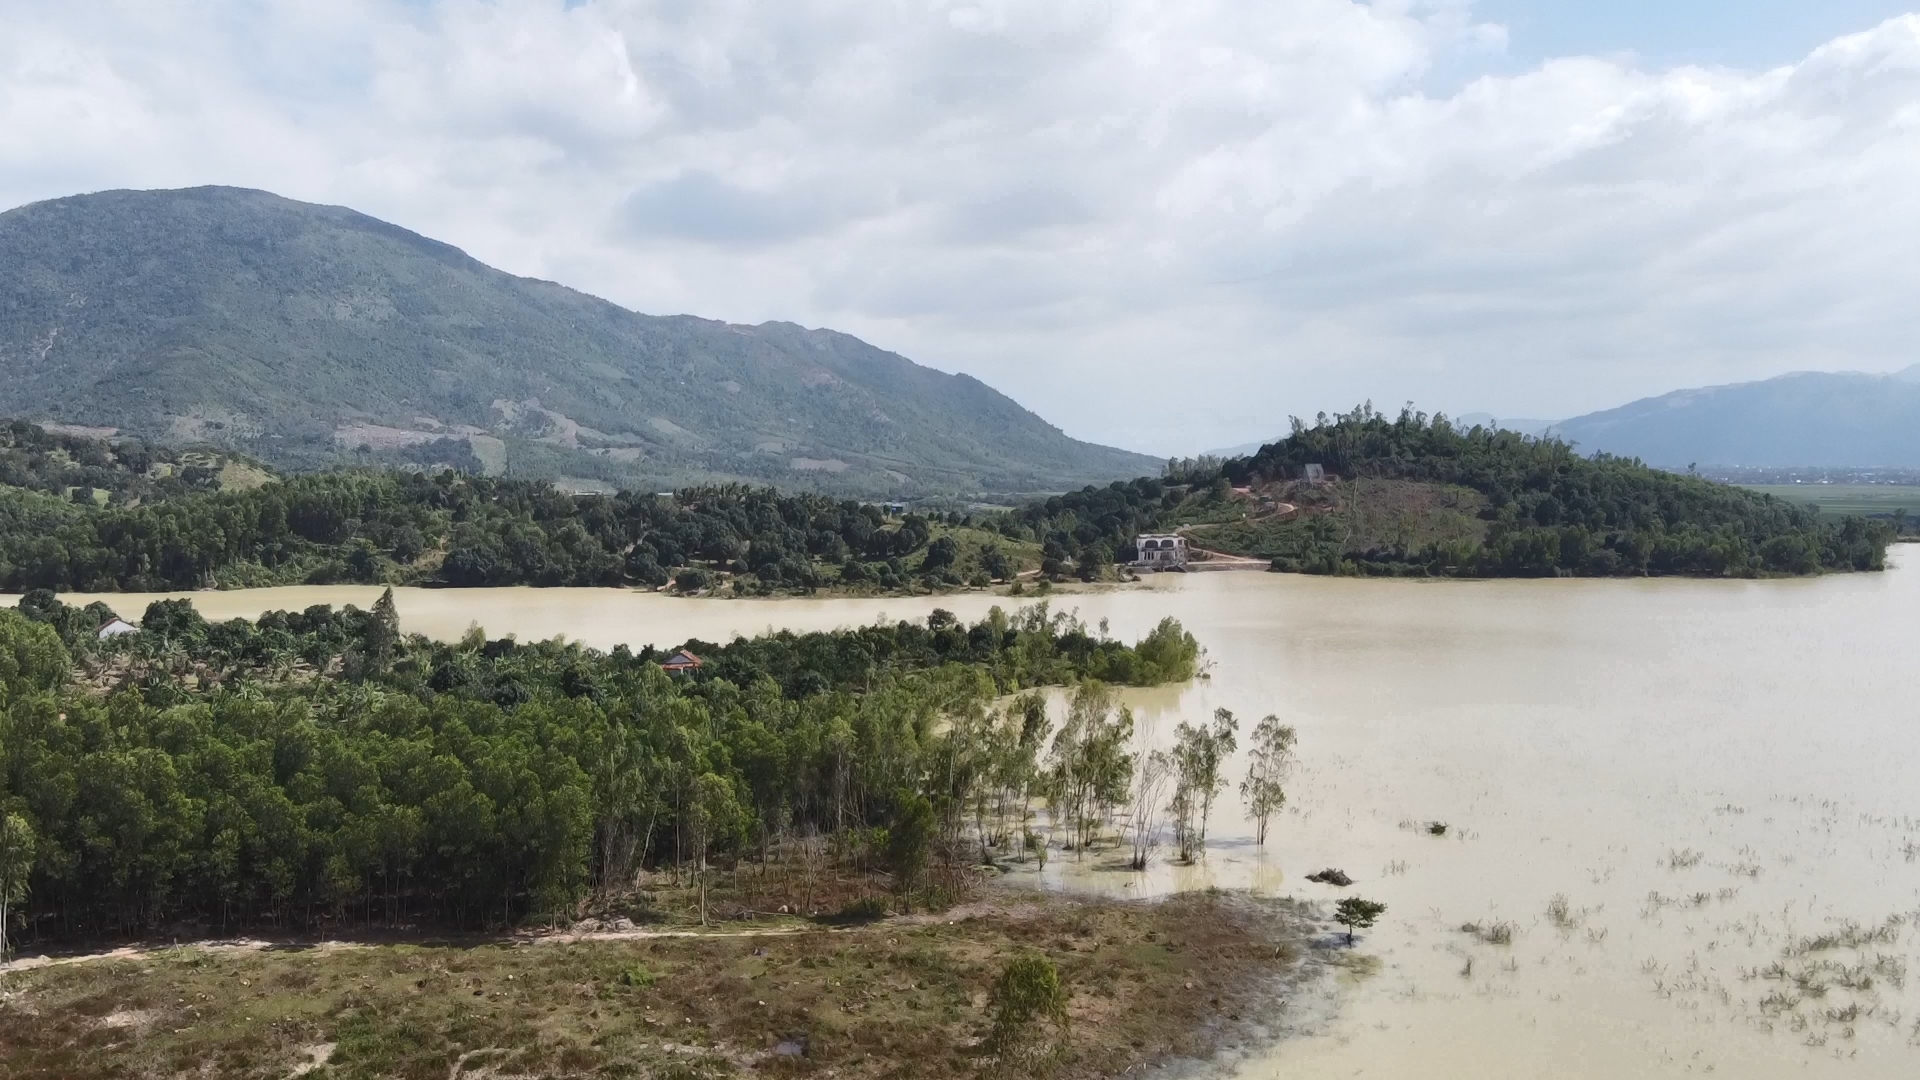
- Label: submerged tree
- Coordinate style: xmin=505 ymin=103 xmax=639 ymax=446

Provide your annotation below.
xmin=1239 ymin=714 xmax=1297 ymax=846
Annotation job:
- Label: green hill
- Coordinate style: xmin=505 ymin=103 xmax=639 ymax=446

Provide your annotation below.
xmin=992 ymin=407 xmax=1893 ymax=579
xmin=0 ymin=186 xmax=1156 ymax=497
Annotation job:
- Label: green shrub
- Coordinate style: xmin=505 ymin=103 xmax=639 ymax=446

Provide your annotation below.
xmin=987 ymin=955 xmax=1068 ymax=1065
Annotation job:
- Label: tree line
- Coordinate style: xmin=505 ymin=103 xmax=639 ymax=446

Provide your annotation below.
xmin=0 ymin=466 xmax=1024 ymax=595
xmin=0 ymin=591 xmax=1204 ymax=949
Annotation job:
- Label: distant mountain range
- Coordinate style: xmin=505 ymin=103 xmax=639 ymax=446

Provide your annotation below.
xmin=1208 ymin=373 xmax=1920 ymax=471
xmin=0 ymin=186 xmax=1158 ymax=497
xmin=1549 ymin=366 xmax=1920 ymax=468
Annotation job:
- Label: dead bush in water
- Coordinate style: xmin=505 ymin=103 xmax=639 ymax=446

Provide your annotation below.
xmin=1665 ymin=848 xmax=1704 ymax=870
xmin=1459 ymin=920 xmax=1515 ymax=945
xmin=1545 ymin=894 xmax=1582 ymax=931
xmin=1783 ymin=917 xmax=1902 ymax=957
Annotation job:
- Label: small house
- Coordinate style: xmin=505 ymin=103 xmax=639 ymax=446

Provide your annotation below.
xmin=1302 ymin=463 xmax=1326 ymax=485
xmin=1131 ymin=534 xmax=1189 ymax=570
xmin=96 ymin=617 xmax=138 ymax=640
xmin=660 ymin=649 xmax=703 ymax=673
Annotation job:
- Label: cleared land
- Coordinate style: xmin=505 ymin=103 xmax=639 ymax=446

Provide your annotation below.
xmin=1179 ymin=478 xmax=1487 ymax=563
xmin=0 ymin=889 xmax=1318 ymax=1080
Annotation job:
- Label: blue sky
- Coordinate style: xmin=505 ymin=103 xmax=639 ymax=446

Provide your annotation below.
xmin=1476 ymin=0 xmax=1916 ymax=67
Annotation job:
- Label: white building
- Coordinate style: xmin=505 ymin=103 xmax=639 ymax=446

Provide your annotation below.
xmin=97 ymin=617 xmax=138 ymax=640
xmin=1132 ymin=534 xmax=1189 ymax=570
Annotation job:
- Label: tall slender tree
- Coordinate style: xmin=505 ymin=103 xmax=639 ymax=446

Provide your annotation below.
xmin=1239 ymin=714 xmax=1297 ymax=846
xmin=0 ymin=812 xmax=35 ymax=960
xmin=1171 ymin=708 xmax=1239 ymax=862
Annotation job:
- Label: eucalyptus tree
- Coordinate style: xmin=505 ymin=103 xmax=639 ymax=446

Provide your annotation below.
xmin=1045 ymin=682 xmax=1134 ymax=855
xmin=687 ymin=772 xmax=743 ymax=925
xmin=0 ymin=812 xmax=34 ymax=959
xmin=993 ymin=694 xmax=1049 ymax=861
xmin=1239 ymin=714 xmax=1297 ymax=846
xmin=1171 ymin=708 xmax=1239 ymax=862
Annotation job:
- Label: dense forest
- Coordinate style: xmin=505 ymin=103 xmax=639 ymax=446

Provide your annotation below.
xmin=989 ymin=477 xmax=1178 ymax=581
xmin=0 ymin=591 xmax=1201 ymax=945
xmin=0 ymin=445 xmax=1031 ymax=593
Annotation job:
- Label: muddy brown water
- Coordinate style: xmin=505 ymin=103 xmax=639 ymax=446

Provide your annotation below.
xmin=53 ymin=550 xmax=1920 ymax=1076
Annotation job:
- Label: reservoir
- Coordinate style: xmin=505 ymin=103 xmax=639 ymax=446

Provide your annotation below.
xmin=55 ymin=550 xmax=1920 ymax=1077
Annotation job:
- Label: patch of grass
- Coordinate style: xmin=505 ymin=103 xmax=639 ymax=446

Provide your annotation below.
xmin=0 ymin=892 xmax=1311 ymax=1080
xmin=216 ymin=460 xmax=277 ymax=491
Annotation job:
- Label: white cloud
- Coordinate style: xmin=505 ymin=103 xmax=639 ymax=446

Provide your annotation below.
xmin=4 ymin=0 xmax=1920 ymax=453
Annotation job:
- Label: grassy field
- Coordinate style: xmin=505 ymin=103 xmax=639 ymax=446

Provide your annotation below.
xmin=0 ymin=890 xmax=1316 ymax=1080
xmin=1739 ymin=484 xmax=1920 ymax=520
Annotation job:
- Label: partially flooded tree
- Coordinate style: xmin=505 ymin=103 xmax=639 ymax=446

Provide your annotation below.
xmin=995 ymin=694 xmax=1049 ymax=863
xmin=1125 ymin=748 xmax=1173 ymax=871
xmin=1334 ymin=897 xmax=1387 ymax=945
xmin=1239 ymin=714 xmax=1296 ymax=846
xmin=1045 ymin=683 xmax=1134 ymax=856
xmin=1170 ymin=708 xmax=1239 ymax=862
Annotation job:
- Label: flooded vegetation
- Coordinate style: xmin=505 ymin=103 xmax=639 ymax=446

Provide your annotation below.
xmin=36 ymin=549 xmax=1920 ymax=1077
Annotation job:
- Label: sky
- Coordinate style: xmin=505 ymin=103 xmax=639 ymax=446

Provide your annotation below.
xmin=5 ymin=1 xmax=1920 ymax=456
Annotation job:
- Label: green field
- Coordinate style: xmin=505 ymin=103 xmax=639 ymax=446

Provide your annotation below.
xmin=1739 ymin=485 xmax=1920 ymax=520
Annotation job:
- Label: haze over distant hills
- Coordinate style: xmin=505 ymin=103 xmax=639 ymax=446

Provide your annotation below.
xmin=1548 ymin=366 xmax=1920 ymax=468
xmin=0 ymin=186 xmax=1158 ymax=497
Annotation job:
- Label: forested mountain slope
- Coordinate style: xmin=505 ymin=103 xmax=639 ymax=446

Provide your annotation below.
xmin=1548 ymin=367 xmax=1920 ymax=468
xmin=0 ymin=186 xmax=1155 ymax=496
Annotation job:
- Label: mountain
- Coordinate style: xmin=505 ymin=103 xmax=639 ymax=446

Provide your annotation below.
xmin=1549 ymin=367 xmax=1920 ymax=468
xmin=0 ymin=186 xmax=1157 ymax=497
